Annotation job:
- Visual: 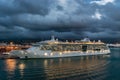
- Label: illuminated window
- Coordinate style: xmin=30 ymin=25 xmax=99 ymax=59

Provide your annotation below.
xmin=44 ymin=53 xmax=48 ymax=56
xmin=60 ymin=52 xmax=62 ymax=55
xmin=50 ymin=53 xmax=53 ymax=56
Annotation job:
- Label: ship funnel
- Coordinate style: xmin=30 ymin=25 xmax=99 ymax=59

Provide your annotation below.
xmin=51 ymin=35 xmax=55 ymax=41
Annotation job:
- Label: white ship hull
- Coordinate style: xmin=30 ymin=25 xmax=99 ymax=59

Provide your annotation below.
xmin=10 ymin=50 xmax=110 ymax=59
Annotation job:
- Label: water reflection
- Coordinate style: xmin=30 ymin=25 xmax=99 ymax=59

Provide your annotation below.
xmin=19 ymin=63 xmax=26 ymax=76
xmin=5 ymin=59 xmax=16 ymax=73
xmin=4 ymin=59 xmax=16 ymax=79
xmin=1 ymin=55 xmax=110 ymax=80
xmin=43 ymin=56 xmax=109 ymax=80
xmin=44 ymin=59 xmax=48 ymax=68
xmin=19 ymin=63 xmax=25 ymax=70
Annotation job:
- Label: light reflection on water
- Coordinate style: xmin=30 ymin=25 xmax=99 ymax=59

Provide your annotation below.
xmin=19 ymin=63 xmax=26 ymax=77
xmin=5 ymin=59 xmax=16 ymax=73
xmin=1 ymin=48 xmax=120 ymax=80
xmin=45 ymin=56 xmax=109 ymax=80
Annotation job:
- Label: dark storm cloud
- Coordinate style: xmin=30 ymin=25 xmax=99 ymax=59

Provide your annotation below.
xmin=0 ymin=0 xmax=119 ymax=42
xmin=0 ymin=0 xmax=52 ymax=15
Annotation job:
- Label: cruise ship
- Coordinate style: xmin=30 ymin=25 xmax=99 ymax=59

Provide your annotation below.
xmin=9 ymin=36 xmax=110 ymax=58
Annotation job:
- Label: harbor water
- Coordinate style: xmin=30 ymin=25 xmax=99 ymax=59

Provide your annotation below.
xmin=0 ymin=48 xmax=120 ymax=80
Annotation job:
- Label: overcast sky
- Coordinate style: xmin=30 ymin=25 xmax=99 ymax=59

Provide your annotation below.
xmin=0 ymin=0 xmax=120 ymax=43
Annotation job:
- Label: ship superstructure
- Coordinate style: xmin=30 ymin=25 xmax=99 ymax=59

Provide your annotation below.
xmin=10 ymin=36 xmax=110 ymax=58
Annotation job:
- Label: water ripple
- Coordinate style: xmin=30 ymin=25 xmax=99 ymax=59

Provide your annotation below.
xmin=0 ymin=56 xmax=110 ymax=80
